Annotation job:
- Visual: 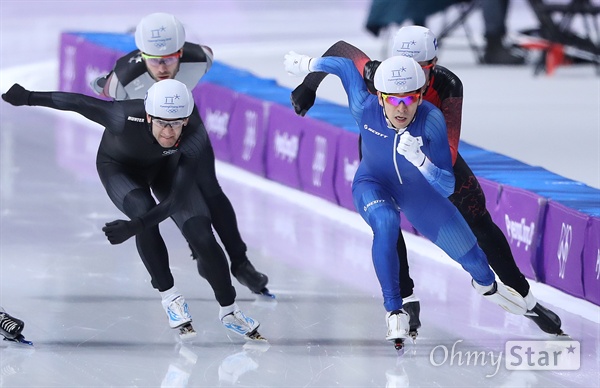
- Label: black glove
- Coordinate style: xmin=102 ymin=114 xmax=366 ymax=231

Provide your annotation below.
xmin=1 ymin=84 xmax=31 ymax=106
xmin=363 ymin=60 xmax=381 ymax=95
xmin=290 ymin=83 xmax=316 ymax=117
xmin=102 ymin=218 xmax=144 ymax=245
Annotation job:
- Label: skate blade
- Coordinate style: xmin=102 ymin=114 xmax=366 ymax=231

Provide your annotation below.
xmin=555 ymin=332 xmax=571 ymax=339
xmin=254 ymin=288 xmax=276 ymax=299
xmin=245 ymin=329 xmax=267 ymax=342
xmin=393 ymin=338 xmax=405 ymax=355
xmin=408 ymin=330 xmax=418 ymax=343
xmin=3 ymin=335 xmax=33 ymax=346
xmin=177 ymin=323 xmax=197 ymax=342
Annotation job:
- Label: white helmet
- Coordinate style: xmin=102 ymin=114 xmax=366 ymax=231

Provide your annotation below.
xmin=144 ymin=79 xmax=194 ymax=119
xmin=374 ymin=56 xmax=426 ymax=94
xmin=135 ymin=13 xmax=186 ymax=55
xmin=391 ymin=25 xmax=438 ymax=62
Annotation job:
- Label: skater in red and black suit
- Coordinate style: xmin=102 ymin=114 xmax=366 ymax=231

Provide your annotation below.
xmin=290 ymin=25 xmax=563 ymax=337
xmin=2 ymin=80 xmax=263 ymax=341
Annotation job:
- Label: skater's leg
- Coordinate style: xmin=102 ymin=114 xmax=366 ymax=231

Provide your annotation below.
xmin=396 ymin=232 xmax=414 ymax=299
xmin=470 ymin=213 xmax=530 ymax=295
xmin=98 ymin=164 xmax=174 ymax=291
xmin=396 ymin=231 xmax=421 ymax=336
xmin=98 ymin=164 xmax=186 ymax=336
xmin=451 ymin=155 xmax=562 ymax=332
xmin=450 ymin=154 xmax=529 ymax=296
xmin=123 ymin=189 xmax=174 ymax=291
xmin=353 ymin=185 xmax=403 ymax=313
xmin=194 ymin=142 xmax=269 ymax=291
xmin=204 ymin=192 xmax=248 ymax=270
xmin=403 ymin=184 xmax=526 ymax=314
xmin=408 ymin=207 xmax=495 ymax=288
xmin=181 ymin=215 xmax=237 ymax=307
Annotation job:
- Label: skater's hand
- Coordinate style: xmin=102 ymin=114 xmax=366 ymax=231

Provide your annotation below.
xmin=90 ymin=76 xmax=107 ymax=95
xmin=397 ymin=132 xmax=426 ymax=167
xmin=2 ymin=84 xmax=31 ymax=106
xmin=102 ymin=218 xmax=143 ymax=245
xmin=290 ymin=84 xmax=316 ymax=117
xmin=284 ymin=51 xmax=313 ymax=76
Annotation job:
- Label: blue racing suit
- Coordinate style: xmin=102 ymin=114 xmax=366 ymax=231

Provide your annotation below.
xmin=310 ymin=57 xmax=495 ymax=311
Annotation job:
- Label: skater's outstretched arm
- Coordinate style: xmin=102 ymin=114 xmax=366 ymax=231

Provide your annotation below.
xmin=2 ymin=84 xmax=124 ymax=131
xmin=290 ymin=41 xmax=371 ymax=116
xmin=285 ymin=53 xmax=371 ymax=123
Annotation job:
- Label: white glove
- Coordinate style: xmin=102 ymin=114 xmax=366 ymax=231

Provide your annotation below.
xmin=397 ymin=132 xmax=426 ymax=167
xmin=284 ymin=51 xmax=313 ymax=76
xmin=90 ymin=76 xmax=106 ymax=95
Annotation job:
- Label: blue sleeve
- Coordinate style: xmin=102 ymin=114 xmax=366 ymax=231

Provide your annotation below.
xmin=419 ymin=109 xmax=455 ymax=197
xmin=310 ymin=56 xmax=372 ymax=123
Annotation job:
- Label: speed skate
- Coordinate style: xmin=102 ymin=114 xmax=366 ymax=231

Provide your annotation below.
xmin=222 ymin=310 xmax=267 ymax=342
xmin=386 ymin=309 xmax=410 ymax=354
xmin=0 ymin=310 xmax=32 ymax=346
xmin=3 ymin=334 xmax=33 ymax=346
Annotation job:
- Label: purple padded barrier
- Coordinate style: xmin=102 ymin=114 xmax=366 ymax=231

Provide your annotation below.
xmin=265 ymin=103 xmax=303 ymax=189
xmin=582 ymin=217 xmax=600 ymax=305
xmin=194 ymin=83 xmax=237 ymax=162
xmin=59 ymin=33 xmax=83 ymax=92
xmin=478 ymin=177 xmax=501 ymax=221
xmin=59 ymin=34 xmax=122 ymax=97
xmin=77 ymin=40 xmax=122 ymax=98
xmin=493 ymin=185 xmax=547 ymax=280
xmin=540 ymin=201 xmax=588 ymax=298
xmin=334 ymin=130 xmax=360 ymax=211
xmin=227 ymin=93 xmax=270 ymax=177
xmin=297 ymin=118 xmax=340 ymax=204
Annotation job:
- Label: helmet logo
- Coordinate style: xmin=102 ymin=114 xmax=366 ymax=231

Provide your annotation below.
xmin=163 ymin=94 xmax=182 ymax=114
xmin=388 ymin=67 xmax=411 ymax=91
xmin=400 ymin=40 xmax=416 ymax=50
xmin=391 ymin=68 xmax=407 ymax=77
xmin=146 ymin=25 xmax=172 ymax=51
xmin=156 ymin=94 xmax=183 ymax=114
xmin=150 ymin=26 xmax=167 ymax=39
xmin=164 ymin=94 xmax=180 ymax=104
xmin=397 ymin=40 xmax=417 ymax=58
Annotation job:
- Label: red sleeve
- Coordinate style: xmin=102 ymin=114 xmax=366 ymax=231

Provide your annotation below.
xmin=442 ymin=97 xmax=462 ymax=166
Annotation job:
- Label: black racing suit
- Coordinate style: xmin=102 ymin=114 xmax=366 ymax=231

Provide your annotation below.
xmin=27 ymin=91 xmax=237 ymax=306
xmin=94 ymin=42 xmax=252 ymax=277
xmin=291 ymin=41 xmax=530 ymax=298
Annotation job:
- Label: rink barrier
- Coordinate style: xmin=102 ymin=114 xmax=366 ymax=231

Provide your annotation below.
xmin=57 ymin=32 xmax=600 ymax=306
